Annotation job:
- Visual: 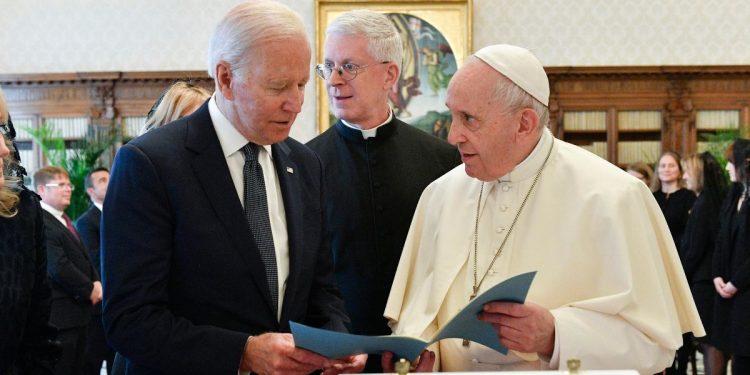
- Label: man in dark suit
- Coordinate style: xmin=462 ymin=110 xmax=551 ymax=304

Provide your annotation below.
xmin=306 ymin=10 xmax=460 ymax=372
xmin=34 ymin=166 xmax=101 ymax=375
xmin=75 ymin=167 xmax=115 ymax=375
xmin=101 ymin=2 xmax=365 ymax=374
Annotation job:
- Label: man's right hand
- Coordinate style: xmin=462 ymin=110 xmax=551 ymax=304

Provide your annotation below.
xmin=240 ymin=333 xmax=330 ymax=375
xmin=90 ymin=281 xmax=103 ymax=305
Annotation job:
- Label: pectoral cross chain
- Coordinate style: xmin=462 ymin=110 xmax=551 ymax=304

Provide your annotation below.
xmin=462 ymin=288 xmax=480 ymax=347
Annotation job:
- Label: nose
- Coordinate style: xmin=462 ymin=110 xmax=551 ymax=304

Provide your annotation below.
xmin=0 ymin=136 xmax=10 ymax=158
xmin=446 ymin=120 xmax=464 ymax=146
xmin=327 ymin=68 xmax=346 ymax=86
xmin=283 ymin=87 xmax=304 ymax=113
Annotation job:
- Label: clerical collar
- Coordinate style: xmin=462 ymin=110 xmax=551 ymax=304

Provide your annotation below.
xmin=340 ymin=109 xmax=393 ymax=139
xmin=497 ymin=128 xmax=554 ymax=183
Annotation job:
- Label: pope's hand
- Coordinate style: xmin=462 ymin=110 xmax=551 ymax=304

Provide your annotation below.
xmin=478 ymin=301 xmax=555 ymax=357
xmin=381 ymin=350 xmax=435 ymax=373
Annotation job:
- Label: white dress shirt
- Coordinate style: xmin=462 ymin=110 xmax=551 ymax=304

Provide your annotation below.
xmin=41 ymin=201 xmax=67 ymax=227
xmin=209 ymin=95 xmax=289 ymax=321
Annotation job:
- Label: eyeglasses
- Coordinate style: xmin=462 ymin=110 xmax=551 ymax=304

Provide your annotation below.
xmin=315 ymin=61 xmax=389 ymax=81
xmin=45 ymin=182 xmax=75 ymax=191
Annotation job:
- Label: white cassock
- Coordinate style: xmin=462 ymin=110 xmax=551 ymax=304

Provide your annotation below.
xmin=384 ymin=128 xmax=704 ymax=374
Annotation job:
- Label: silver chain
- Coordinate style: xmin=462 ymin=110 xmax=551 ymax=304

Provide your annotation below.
xmin=471 ymin=138 xmax=554 ymax=298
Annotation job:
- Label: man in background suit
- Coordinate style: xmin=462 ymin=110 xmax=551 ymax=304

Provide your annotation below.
xmin=75 ymin=167 xmax=115 ymax=375
xmin=306 ymin=10 xmax=460 ymax=372
xmin=101 ymin=2 xmax=366 ymax=374
xmin=35 ymin=166 xmax=102 ymax=375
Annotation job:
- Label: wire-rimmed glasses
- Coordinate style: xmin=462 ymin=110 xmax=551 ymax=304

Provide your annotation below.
xmin=315 ymin=61 xmax=389 ymax=81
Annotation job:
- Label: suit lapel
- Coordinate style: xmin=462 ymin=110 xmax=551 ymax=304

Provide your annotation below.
xmin=43 ymin=211 xmax=89 ymax=256
xmin=272 ymin=142 xmax=303 ymax=322
xmin=185 ymin=104 xmax=275 ymax=313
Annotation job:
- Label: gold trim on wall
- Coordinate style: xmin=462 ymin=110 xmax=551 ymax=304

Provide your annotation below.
xmin=315 ymin=0 xmax=473 ymax=133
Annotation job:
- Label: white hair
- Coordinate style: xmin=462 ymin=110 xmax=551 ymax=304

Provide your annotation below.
xmin=477 ymin=56 xmax=549 ymax=130
xmin=326 ymin=9 xmax=402 ymax=71
xmin=207 ymin=1 xmax=308 ymax=79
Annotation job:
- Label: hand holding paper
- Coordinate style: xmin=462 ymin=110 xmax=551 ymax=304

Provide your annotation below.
xmin=291 ymin=271 xmax=536 ymax=361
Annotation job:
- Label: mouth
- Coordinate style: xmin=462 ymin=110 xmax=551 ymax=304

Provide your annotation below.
xmin=271 ymin=119 xmax=294 ymax=127
xmin=459 ymin=151 xmax=477 ymax=162
xmin=331 ymin=94 xmax=352 ymax=104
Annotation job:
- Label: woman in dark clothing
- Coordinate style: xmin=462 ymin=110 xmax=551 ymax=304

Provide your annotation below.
xmin=712 ymin=138 xmax=750 ymax=375
xmin=653 ymin=151 xmax=696 ymax=375
xmin=0 ymin=91 xmax=59 ymax=374
xmin=653 ymin=151 xmax=698 ymax=248
xmin=681 ymin=152 xmax=728 ymax=375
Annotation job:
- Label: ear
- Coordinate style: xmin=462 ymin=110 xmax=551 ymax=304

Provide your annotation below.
xmin=517 ymin=108 xmax=540 ymax=139
xmin=36 ymin=184 xmax=46 ymax=197
xmin=215 ymin=61 xmax=235 ymax=100
xmin=86 ymin=187 xmax=95 ymax=197
xmin=383 ymin=63 xmax=400 ymax=91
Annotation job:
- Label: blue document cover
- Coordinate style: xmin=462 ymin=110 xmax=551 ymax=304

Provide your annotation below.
xmin=291 ymin=271 xmax=536 ymax=361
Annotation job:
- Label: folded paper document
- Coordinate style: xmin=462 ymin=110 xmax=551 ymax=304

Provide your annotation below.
xmin=291 ymin=271 xmax=536 ymax=361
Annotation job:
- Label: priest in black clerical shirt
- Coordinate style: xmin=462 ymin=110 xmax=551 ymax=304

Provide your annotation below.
xmin=306 ymin=10 xmax=460 ymax=372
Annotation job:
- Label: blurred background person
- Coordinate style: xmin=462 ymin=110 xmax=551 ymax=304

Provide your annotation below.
xmin=138 ymin=80 xmax=211 ymax=135
xmin=0 ymin=88 xmax=59 ymax=374
xmin=75 ymin=167 xmax=114 ymax=374
xmin=35 ymin=166 xmax=101 ymax=375
xmin=652 ymin=150 xmax=696 ymax=375
xmin=680 ymin=152 xmax=728 ymax=375
xmin=712 ymin=138 xmax=750 ymax=375
xmin=627 ymin=161 xmax=655 ymax=188
xmin=653 ymin=151 xmax=696 ymax=248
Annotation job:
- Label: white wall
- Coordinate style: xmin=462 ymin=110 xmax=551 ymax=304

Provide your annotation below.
xmin=2 ymin=0 xmax=749 ymax=141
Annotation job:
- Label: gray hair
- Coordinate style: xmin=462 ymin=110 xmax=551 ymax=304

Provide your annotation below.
xmin=207 ymin=1 xmax=308 ymax=79
xmin=482 ymin=56 xmax=549 ymax=130
xmin=326 ymin=9 xmax=402 ymax=71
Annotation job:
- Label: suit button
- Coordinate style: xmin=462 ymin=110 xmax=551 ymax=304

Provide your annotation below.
xmin=370 ymin=159 xmax=378 ymax=165
xmin=376 ymin=205 xmax=384 ymax=211
xmin=378 ymin=231 xmax=386 ymax=238
xmin=374 ymin=182 xmax=382 ymax=188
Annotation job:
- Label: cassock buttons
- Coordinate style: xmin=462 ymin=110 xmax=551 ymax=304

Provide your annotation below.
xmin=500 ymin=204 xmax=508 ymax=212
xmin=502 ymin=184 xmax=511 ymax=192
xmin=496 ymin=226 xmax=506 ymax=233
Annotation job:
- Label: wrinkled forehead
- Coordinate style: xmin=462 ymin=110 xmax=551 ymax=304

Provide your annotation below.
xmin=447 ymin=60 xmax=501 ymax=104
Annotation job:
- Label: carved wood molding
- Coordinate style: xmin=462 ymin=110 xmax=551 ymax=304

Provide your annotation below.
xmin=0 ymin=71 xmax=214 ymax=118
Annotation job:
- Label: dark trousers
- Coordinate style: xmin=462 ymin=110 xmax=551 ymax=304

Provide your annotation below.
xmin=55 ymin=325 xmax=88 ymax=375
xmin=85 ymin=314 xmax=115 ymax=374
xmin=733 ymin=354 xmax=750 ymax=375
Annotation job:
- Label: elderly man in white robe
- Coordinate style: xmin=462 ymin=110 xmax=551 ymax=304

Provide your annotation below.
xmin=382 ymin=44 xmax=704 ymax=374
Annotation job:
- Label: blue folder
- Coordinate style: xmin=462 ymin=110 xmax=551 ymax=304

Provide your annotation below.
xmin=291 ymin=271 xmax=536 ymax=361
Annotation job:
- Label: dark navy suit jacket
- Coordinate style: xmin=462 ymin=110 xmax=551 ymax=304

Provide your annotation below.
xmin=101 ymin=102 xmax=349 ymax=374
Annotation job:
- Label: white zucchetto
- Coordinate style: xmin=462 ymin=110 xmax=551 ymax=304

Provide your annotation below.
xmin=474 ymin=44 xmax=550 ymax=106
